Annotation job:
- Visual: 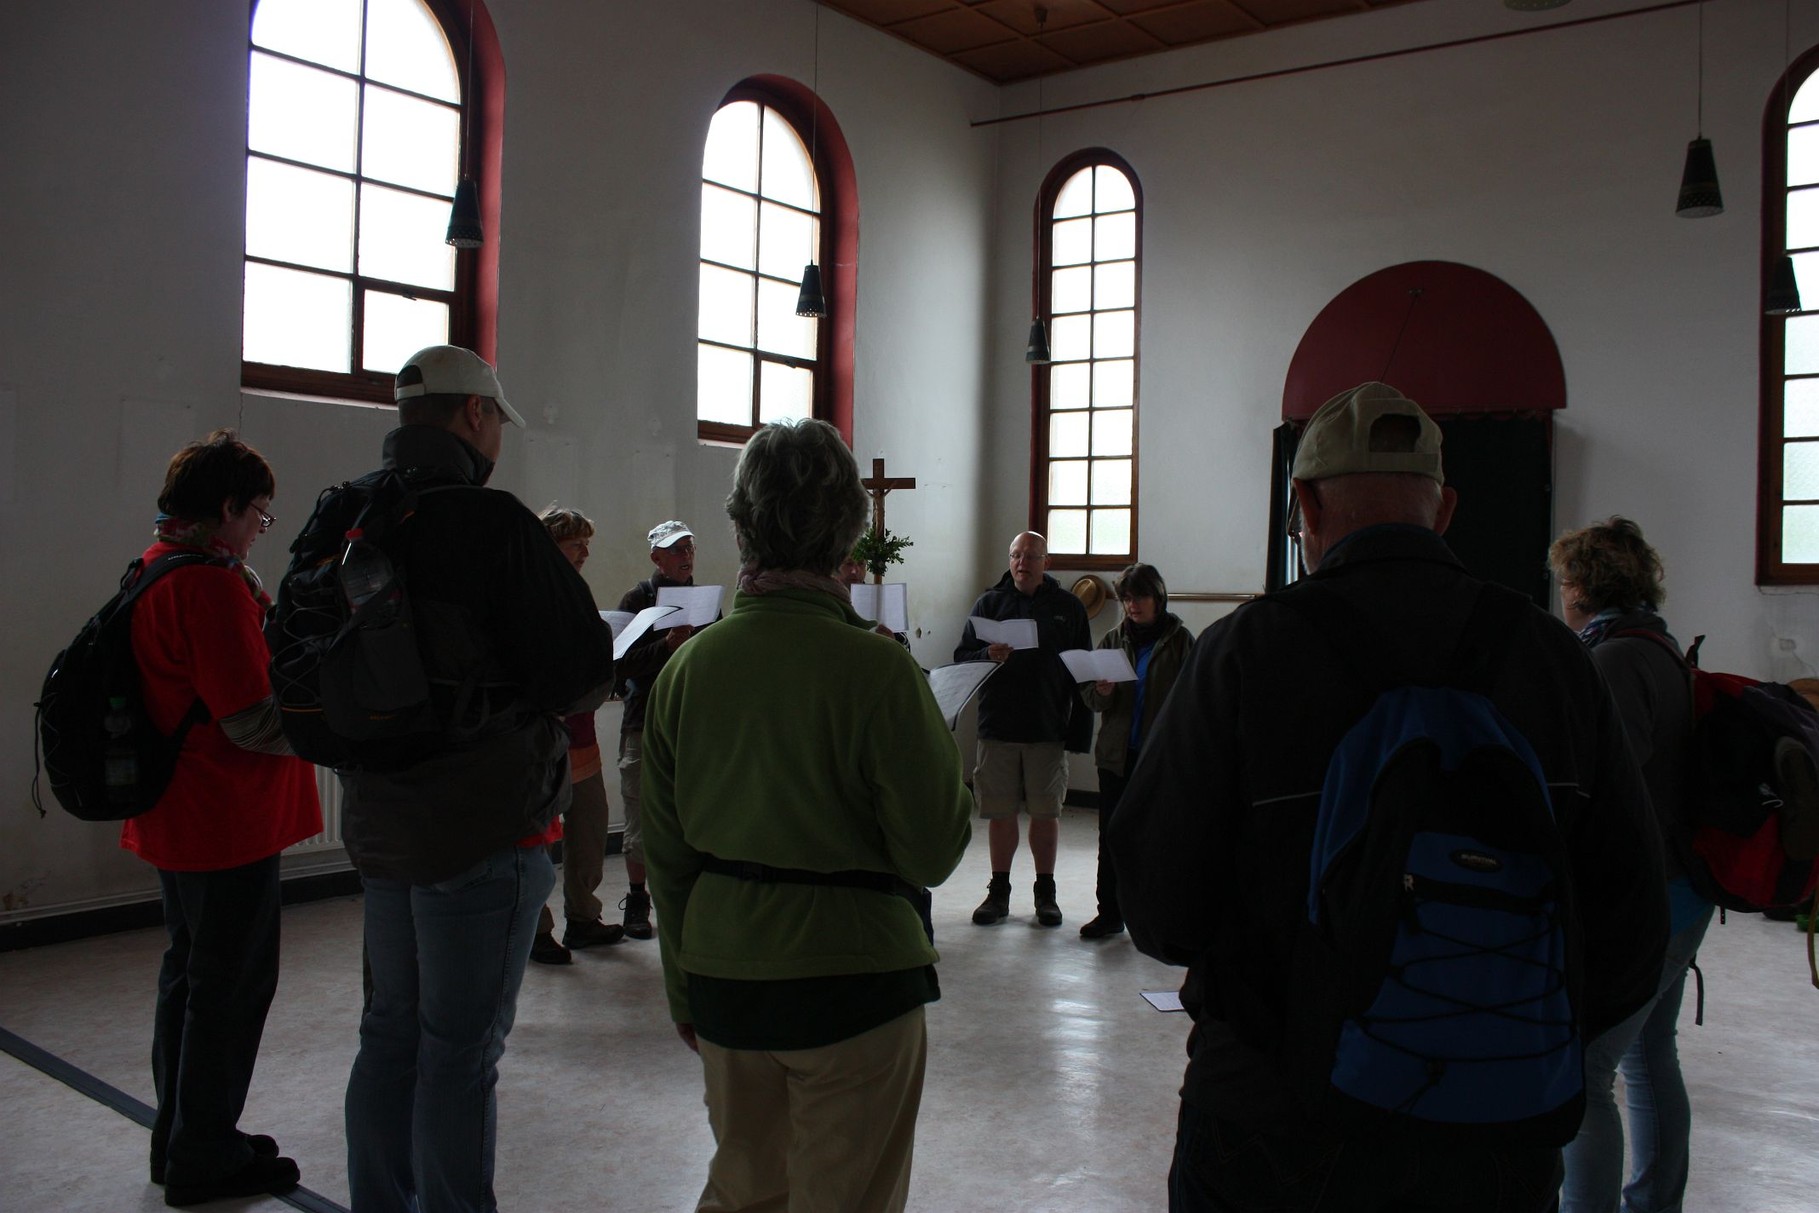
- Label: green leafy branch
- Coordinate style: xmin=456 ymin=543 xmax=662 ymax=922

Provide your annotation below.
xmin=852 ymin=525 xmax=913 ymax=578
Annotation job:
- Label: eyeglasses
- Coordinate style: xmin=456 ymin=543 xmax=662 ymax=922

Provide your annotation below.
xmin=254 ymin=506 xmax=275 ymax=533
xmin=1286 ymin=499 xmax=1303 ymax=542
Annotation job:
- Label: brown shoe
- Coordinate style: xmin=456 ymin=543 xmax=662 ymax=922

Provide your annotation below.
xmin=563 ymin=918 xmax=625 ymax=948
xmin=529 ymin=930 xmax=572 ymax=965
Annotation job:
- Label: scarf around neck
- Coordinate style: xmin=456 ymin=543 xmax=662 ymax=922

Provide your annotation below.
xmin=152 ymin=514 xmax=269 ymax=608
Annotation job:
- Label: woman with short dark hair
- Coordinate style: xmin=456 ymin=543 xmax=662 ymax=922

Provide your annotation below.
xmin=123 ymin=429 xmax=321 ymax=1206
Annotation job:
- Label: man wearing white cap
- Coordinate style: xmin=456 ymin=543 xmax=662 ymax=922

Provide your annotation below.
xmin=334 ymin=345 xmax=615 ymax=1213
xmin=1107 ymin=383 xmax=1668 ymax=1212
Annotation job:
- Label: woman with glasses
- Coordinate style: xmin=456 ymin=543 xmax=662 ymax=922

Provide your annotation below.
xmin=1079 ymin=563 xmax=1193 ymax=939
xmin=120 ymin=429 xmax=321 ymax=1206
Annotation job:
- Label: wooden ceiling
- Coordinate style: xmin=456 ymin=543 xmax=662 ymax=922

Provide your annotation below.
xmin=818 ymin=0 xmax=1426 ymax=83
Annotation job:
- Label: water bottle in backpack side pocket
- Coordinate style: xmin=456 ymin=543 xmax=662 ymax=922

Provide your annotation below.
xmin=103 ymin=695 xmax=137 ymax=805
xmin=339 ymin=528 xmax=397 ymax=618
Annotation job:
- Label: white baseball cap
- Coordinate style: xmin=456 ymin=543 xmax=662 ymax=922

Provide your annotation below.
xmin=395 ymin=345 xmax=526 ymax=427
xmin=647 ymin=520 xmax=695 ymax=549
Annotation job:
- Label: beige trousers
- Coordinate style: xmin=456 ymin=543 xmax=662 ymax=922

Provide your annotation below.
xmin=695 ymin=1006 xmax=928 ymax=1213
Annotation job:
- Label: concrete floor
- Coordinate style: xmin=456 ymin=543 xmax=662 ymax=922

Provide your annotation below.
xmin=1 ymin=809 xmax=1814 ymax=1211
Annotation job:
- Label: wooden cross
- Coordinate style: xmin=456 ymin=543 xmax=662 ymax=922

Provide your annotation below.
xmin=860 ymin=457 xmax=915 ymax=585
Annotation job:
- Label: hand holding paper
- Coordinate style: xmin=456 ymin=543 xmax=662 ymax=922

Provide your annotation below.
xmin=968 ymin=615 xmax=1038 ymax=650
xmin=1060 ymin=647 xmax=1137 ymax=683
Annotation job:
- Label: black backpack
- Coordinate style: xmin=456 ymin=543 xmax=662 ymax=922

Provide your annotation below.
xmin=34 ymin=553 xmax=230 ymax=821
xmin=265 ymin=468 xmax=472 ymax=772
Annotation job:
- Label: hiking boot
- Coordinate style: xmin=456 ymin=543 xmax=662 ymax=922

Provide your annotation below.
xmin=1034 ymin=876 xmax=1062 ymax=928
xmin=621 ymin=890 xmax=653 ymax=940
xmin=529 ymin=930 xmax=572 ymax=965
xmin=564 ymin=918 xmax=625 ymax=949
xmin=1079 ymin=913 xmax=1124 ymax=939
xmin=972 ymin=879 xmax=1011 ymax=925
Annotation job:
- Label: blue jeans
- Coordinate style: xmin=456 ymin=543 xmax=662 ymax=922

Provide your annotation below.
xmin=346 ymin=845 xmax=554 ymax=1213
xmin=1559 ymin=907 xmax=1714 ymax=1213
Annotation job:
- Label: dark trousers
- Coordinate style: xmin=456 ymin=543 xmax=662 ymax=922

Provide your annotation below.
xmin=1094 ymin=766 xmax=1130 ymax=919
xmin=151 ymin=854 xmax=283 ymax=1184
xmin=1168 ymin=1101 xmax=1562 ymax=1213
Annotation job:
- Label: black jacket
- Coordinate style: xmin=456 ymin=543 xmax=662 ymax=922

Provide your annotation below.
xmin=1106 ymin=526 xmax=1669 ymax=1126
xmin=341 ymin=426 xmax=615 ymax=883
xmin=615 ymin=574 xmax=695 ymax=735
xmin=954 ymin=571 xmax=1093 ymax=752
xmin=1588 ymin=612 xmax=1695 ymax=882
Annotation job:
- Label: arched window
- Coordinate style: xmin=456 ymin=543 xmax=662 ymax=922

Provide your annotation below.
xmin=1032 ymin=151 xmax=1141 ymax=568
xmin=243 ymin=0 xmax=497 ymax=404
xmin=1764 ymin=47 xmax=1819 ymax=584
xmin=697 ymin=79 xmax=854 ymax=445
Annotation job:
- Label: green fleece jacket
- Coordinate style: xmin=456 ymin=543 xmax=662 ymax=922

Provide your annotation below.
xmin=642 ymin=587 xmax=974 ymax=1023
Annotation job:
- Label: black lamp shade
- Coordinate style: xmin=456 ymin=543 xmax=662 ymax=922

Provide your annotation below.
xmin=1768 ymin=253 xmax=1804 ymax=315
xmin=446 ymin=178 xmax=483 ymax=248
xmin=795 ymin=263 xmax=826 ymax=318
xmin=1676 ymin=138 xmax=1723 ymax=218
xmin=1025 ymin=319 xmax=1051 ymax=364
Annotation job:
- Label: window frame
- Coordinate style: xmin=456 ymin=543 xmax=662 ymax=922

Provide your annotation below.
xmin=696 ymin=76 xmax=854 ymax=447
xmin=1029 ymin=149 xmax=1143 ymax=571
xmin=241 ymin=0 xmax=500 ymax=404
xmin=1761 ymin=44 xmax=1819 ymax=585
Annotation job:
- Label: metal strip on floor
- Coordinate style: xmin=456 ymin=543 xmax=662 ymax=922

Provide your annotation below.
xmin=0 ymin=1024 xmax=349 ymax=1213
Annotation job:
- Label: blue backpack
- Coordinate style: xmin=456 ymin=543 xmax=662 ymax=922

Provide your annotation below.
xmin=1279 ymin=584 xmax=1585 ymax=1147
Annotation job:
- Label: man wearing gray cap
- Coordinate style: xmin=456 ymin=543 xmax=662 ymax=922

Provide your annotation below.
xmin=326 ymin=345 xmax=616 ymax=1213
xmin=1107 ymin=383 xmax=1668 ymax=1212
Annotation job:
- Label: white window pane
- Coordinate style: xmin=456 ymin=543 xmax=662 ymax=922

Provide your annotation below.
xmin=704 ymin=101 xmax=760 ymax=192
xmin=759 ymin=360 xmax=814 ymax=424
xmin=1048 ymin=509 xmax=1088 ymax=553
xmin=365 ymin=0 xmax=458 ymax=103
xmin=1090 ymin=508 xmax=1130 ymax=555
xmin=1789 ymin=189 xmax=1819 ymax=250
xmin=757 ymin=278 xmax=817 ymax=359
xmin=758 ymin=202 xmax=816 ymax=282
xmin=248 ymin=54 xmax=358 ymax=171
xmin=1095 ymin=212 xmax=1136 ymax=261
xmin=1094 ymin=359 xmax=1134 ymax=408
xmin=1093 ymin=408 xmax=1133 ymax=457
xmin=362 ymin=85 xmax=459 ymax=195
xmin=252 ymin=0 xmax=361 ymax=72
xmin=1052 ymin=266 xmax=1091 ymax=315
xmin=1785 ymin=314 xmax=1819 ymax=374
xmin=244 ymin=262 xmax=351 ymax=371
xmin=760 ymin=108 xmax=817 ymax=211
xmin=1786 ymin=439 xmax=1819 ymax=500
xmin=1052 ymin=217 xmax=1092 ymax=266
xmin=1791 ymin=127 xmax=1819 ymax=189
xmin=1053 ymin=168 xmax=1094 ymax=220
xmin=1788 ymin=379 xmax=1819 ymax=437
xmin=1092 ymin=458 xmax=1132 ymax=506
xmin=698 ymin=264 xmax=754 ymax=346
xmin=1095 ymin=261 xmax=1135 ymax=310
xmin=697 ymin=344 xmax=753 ymax=425
xmin=701 ymin=185 xmax=758 ymax=269
xmin=1094 ymin=166 xmax=1135 ymax=213
xmin=363 ymin=291 xmax=448 ymax=372
xmin=1050 ymin=314 xmax=1091 ymax=362
xmin=1094 ymin=310 xmax=1135 ymax=360
xmin=1048 ymin=460 xmax=1088 ymax=505
xmin=1050 ymin=412 xmax=1089 ymax=458
xmin=1050 ymin=363 xmax=1090 ymax=410
xmin=246 ymin=158 xmax=355 ymax=271
xmin=1785 ymin=504 xmax=1819 ymax=562
xmin=1793 ymin=76 xmax=1819 ymax=124
xmin=358 ymin=184 xmax=456 ymax=289
xmin=1794 ymin=251 xmax=1819 ymax=306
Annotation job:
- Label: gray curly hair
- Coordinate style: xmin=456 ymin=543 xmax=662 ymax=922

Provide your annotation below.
xmin=725 ymin=418 xmax=867 ymax=574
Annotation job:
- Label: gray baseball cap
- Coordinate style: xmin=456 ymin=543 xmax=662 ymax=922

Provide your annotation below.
xmin=647 ymin=520 xmax=695 ymax=549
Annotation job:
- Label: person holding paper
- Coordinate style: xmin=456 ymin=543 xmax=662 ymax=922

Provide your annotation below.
xmin=613 ymin=519 xmax=710 ymax=940
xmin=841 ymin=552 xmax=909 ymax=645
xmin=1078 ymin=563 xmax=1192 ymax=940
xmin=954 ymin=531 xmax=1092 ymax=927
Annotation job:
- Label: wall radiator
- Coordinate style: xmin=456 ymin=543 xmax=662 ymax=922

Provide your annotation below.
xmin=284 ymin=766 xmax=347 ymax=858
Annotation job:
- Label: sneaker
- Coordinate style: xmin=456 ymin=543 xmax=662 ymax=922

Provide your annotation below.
xmin=621 ymin=890 xmax=653 ymax=940
xmin=1033 ymin=878 xmax=1063 ymax=928
xmin=529 ymin=930 xmax=572 ymax=965
xmin=563 ymin=918 xmax=626 ymax=949
xmin=164 ymin=1154 xmax=300 ymax=1207
xmin=1079 ymin=914 xmax=1125 ymax=939
xmin=972 ymin=880 xmax=1011 ymax=925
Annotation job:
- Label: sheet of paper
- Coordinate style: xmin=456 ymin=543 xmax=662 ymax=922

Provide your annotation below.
xmin=601 ymin=605 xmax=681 ymax=660
xmin=967 ymin=615 xmax=1039 ymax=650
xmin=927 ymin=661 xmax=998 ymax=730
xmin=1141 ymin=990 xmax=1185 ymax=1013
xmin=1060 ymin=647 xmax=1138 ymax=683
xmin=655 ymin=584 xmax=723 ymax=628
xmin=849 ymin=582 xmax=909 ymax=635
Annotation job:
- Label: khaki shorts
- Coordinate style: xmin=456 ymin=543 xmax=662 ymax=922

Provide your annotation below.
xmin=973 ymin=740 xmax=1067 ymax=820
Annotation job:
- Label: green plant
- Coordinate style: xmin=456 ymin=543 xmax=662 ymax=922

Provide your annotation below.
xmin=852 ymin=525 xmax=913 ymax=578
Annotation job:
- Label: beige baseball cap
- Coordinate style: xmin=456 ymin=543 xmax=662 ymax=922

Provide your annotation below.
xmin=1291 ymin=381 xmax=1443 ymax=484
xmin=394 ymin=345 xmax=526 ymax=427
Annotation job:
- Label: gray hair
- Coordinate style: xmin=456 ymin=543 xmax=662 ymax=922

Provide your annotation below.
xmin=725 ymin=418 xmax=867 ymax=574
